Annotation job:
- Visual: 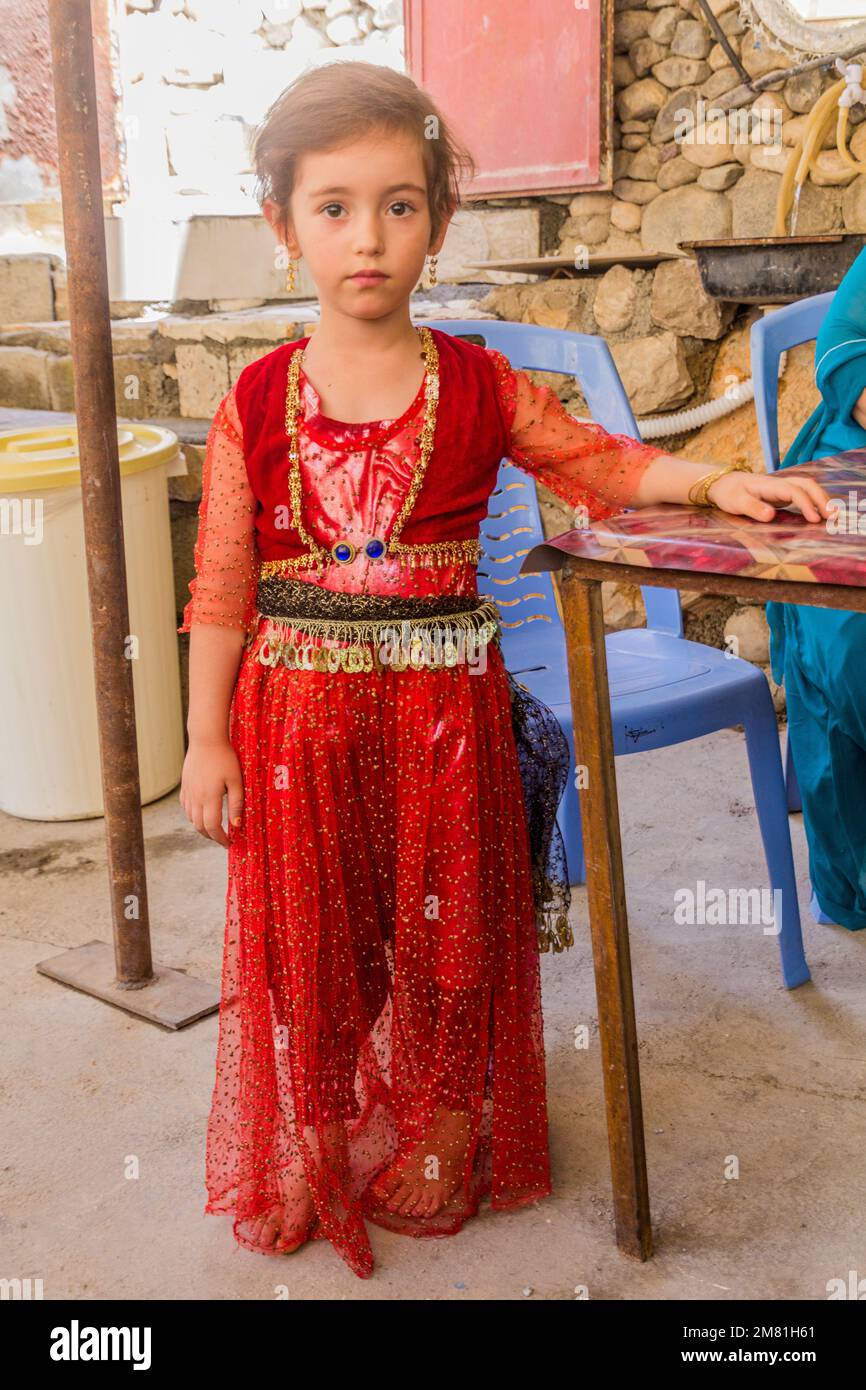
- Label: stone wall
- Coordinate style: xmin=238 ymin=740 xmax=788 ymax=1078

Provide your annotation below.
xmin=605 ymin=0 xmax=866 ymax=254
xmin=120 ymin=0 xmax=403 ymax=200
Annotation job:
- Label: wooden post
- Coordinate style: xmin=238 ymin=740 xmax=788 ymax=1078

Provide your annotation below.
xmin=559 ymin=567 xmax=652 ymax=1259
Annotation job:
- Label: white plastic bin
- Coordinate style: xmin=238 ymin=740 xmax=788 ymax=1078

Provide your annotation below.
xmin=0 ymin=423 xmax=187 ymax=819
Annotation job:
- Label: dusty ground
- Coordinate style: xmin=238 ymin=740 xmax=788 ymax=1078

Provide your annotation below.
xmin=2 ymin=726 xmax=864 ymax=1302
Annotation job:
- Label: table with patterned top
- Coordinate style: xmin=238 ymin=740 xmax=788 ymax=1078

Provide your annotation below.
xmin=520 ymin=453 xmax=866 ymax=1261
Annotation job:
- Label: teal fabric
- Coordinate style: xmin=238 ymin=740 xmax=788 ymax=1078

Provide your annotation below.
xmin=766 ymin=246 xmax=866 ymax=931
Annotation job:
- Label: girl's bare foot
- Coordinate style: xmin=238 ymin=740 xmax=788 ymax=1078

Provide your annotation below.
xmin=249 ymin=1163 xmax=316 ymax=1253
xmin=369 ymin=1105 xmax=473 ymax=1217
xmin=248 ymin=1120 xmax=347 ymax=1252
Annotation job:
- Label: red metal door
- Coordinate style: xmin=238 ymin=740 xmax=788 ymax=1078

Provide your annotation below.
xmin=405 ymin=0 xmax=608 ymax=197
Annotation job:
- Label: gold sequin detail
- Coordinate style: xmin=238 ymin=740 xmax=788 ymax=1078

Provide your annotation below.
xmin=259 ymin=538 xmax=482 ymax=580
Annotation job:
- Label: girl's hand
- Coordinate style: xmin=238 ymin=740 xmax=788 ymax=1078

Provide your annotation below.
xmin=705 ymin=469 xmax=833 ymax=524
xmin=853 ymin=385 xmax=866 ymax=431
xmin=179 ymin=738 xmax=244 ymax=848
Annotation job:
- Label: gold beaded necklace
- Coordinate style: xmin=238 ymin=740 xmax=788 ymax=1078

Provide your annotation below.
xmin=279 ymin=323 xmax=444 ymax=574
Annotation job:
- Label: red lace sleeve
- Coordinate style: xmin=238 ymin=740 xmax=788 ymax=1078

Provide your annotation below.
xmin=177 ymin=384 xmax=258 ymax=636
xmin=486 ymin=347 xmax=670 ymax=520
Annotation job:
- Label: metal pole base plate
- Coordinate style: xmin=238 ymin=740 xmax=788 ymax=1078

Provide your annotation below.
xmin=35 ymin=939 xmax=220 ymax=1030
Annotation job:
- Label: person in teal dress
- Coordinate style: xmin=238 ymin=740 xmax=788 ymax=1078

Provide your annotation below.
xmin=766 ymin=244 xmax=866 ymax=932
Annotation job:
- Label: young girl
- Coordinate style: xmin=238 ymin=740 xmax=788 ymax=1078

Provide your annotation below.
xmin=179 ymin=61 xmax=831 ymax=1281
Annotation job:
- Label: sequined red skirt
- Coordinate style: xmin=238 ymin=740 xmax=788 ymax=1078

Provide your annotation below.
xmin=204 ymin=619 xmax=552 ymax=1279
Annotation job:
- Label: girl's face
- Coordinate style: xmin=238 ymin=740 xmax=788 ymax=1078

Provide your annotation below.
xmin=263 ymin=126 xmax=449 ymax=321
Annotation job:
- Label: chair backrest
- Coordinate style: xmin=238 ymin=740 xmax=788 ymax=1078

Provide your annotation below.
xmin=750 ymin=294 xmax=834 ymax=473
xmin=417 ymin=318 xmax=683 ymax=639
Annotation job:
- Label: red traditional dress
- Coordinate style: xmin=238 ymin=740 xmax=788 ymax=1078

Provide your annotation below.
xmin=179 ymin=325 xmax=666 ymax=1279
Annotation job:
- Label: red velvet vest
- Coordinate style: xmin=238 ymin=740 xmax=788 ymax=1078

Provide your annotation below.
xmin=232 ymin=327 xmax=511 ymax=563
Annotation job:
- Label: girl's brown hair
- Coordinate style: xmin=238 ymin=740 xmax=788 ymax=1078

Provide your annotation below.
xmin=250 ymin=61 xmax=476 ymax=246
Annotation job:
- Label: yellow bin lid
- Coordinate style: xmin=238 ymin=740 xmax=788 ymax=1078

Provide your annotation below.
xmin=0 ymin=423 xmax=179 ymax=491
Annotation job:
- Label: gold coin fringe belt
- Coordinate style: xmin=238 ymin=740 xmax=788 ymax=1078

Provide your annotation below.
xmin=252 ymin=576 xmax=501 ymax=674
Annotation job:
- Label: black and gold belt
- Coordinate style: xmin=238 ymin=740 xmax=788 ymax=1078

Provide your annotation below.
xmin=251 ymin=575 xmax=502 ymax=674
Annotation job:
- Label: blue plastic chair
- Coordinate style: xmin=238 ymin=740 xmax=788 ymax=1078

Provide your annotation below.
xmin=419 ymin=319 xmax=810 ymax=989
xmin=751 ymin=294 xmax=833 ymax=815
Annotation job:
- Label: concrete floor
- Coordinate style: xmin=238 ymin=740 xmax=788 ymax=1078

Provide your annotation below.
xmin=2 ymin=726 xmax=864 ymax=1302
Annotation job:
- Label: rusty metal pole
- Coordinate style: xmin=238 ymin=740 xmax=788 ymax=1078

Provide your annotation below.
xmin=46 ymin=0 xmax=152 ymax=987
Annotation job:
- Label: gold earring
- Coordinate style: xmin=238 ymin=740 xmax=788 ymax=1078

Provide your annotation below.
xmin=285 ymin=256 xmax=298 ymax=292
xmin=427 ymin=254 xmax=438 ymax=286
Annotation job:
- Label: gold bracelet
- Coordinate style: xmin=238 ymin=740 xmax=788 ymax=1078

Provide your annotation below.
xmin=687 ymin=461 xmax=754 ymax=508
